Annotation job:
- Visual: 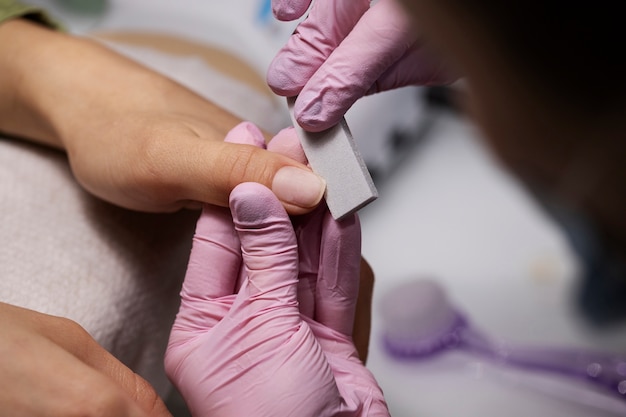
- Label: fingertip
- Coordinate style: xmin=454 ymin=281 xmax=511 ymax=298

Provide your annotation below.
xmin=229 ymin=182 xmax=299 ymax=295
xmin=296 ymin=112 xmax=343 ymax=133
xmin=193 ymin=203 xmax=234 ymax=238
xmin=294 ymin=93 xmax=340 ymax=132
xmin=266 ymin=59 xmax=303 ymax=97
xmin=267 ymin=127 xmax=308 ymax=164
xmin=224 ymin=121 xmax=266 ymax=148
xmin=314 ymin=211 xmax=362 ymax=335
xmin=272 ymin=0 xmax=310 ymax=21
xmin=229 ymin=182 xmax=287 ymax=226
xmin=272 ymin=8 xmax=300 ymax=21
xmin=181 ymin=202 xmax=240 ymax=300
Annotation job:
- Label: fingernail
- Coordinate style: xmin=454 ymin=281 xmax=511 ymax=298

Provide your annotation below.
xmin=272 ymin=166 xmax=325 ymax=208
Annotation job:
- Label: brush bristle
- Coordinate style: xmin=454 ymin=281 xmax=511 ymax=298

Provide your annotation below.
xmin=379 ymin=278 xmax=467 ymax=358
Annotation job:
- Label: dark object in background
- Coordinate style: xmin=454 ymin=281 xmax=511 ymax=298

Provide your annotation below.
xmin=424 ymin=85 xmax=460 ymax=112
xmin=54 ymin=0 xmax=108 ymax=14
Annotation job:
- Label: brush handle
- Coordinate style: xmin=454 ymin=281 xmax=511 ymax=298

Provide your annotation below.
xmin=460 ymin=328 xmax=626 ymax=401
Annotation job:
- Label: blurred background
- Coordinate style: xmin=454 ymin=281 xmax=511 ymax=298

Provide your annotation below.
xmin=24 ymin=1 xmax=626 ymax=415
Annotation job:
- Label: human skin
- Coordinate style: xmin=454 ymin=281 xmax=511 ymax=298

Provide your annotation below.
xmin=0 ymin=18 xmax=325 ymax=214
xmin=0 ymin=302 xmax=172 ymax=417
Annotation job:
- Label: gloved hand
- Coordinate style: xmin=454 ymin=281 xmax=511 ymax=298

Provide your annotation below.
xmin=267 ymin=0 xmax=457 ymax=132
xmin=164 ymin=123 xmax=389 ymax=416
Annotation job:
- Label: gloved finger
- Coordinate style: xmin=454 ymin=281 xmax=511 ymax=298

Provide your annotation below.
xmin=182 ymin=121 xmax=271 ymax=302
xmin=177 ymin=122 xmax=269 ymax=326
xmin=223 ymin=120 xmax=267 ymax=148
xmin=172 ymin=122 xmax=325 ymax=215
xmin=229 ymin=182 xmax=299 ymax=307
xmin=306 ymin=318 xmax=391 ymax=416
xmin=293 ymin=0 xmax=415 ymax=131
xmin=267 ymin=128 xmax=319 ymax=319
xmin=267 ymin=0 xmax=370 ymax=96
xmin=266 ymin=127 xmax=307 ymax=165
xmin=224 ymin=122 xmax=267 ymax=291
xmin=177 ymin=204 xmax=241 ymax=327
xmin=315 ymin=212 xmax=362 ymax=336
xmin=272 ymin=0 xmax=312 ymax=21
xmin=292 ymin=204 xmax=326 ymax=319
xmin=367 ymin=44 xmax=458 ymax=94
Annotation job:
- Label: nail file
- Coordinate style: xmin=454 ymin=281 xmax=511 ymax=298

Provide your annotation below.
xmin=287 ymin=97 xmax=378 ymax=220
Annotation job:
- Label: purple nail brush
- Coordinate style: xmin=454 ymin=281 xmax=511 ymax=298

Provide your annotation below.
xmin=380 ymin=279 xmax=626 ymax=403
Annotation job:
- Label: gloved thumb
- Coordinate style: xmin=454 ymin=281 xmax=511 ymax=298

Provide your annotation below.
xmin=229 ymin=182 xmax=300 ymax=307
xmin=272 ymin=0 xmax=311 ymax=21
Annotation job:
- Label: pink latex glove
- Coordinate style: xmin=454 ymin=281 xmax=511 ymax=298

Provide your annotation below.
xmin=164 ymin=123 xmax=389 ymax=416
xmin=267 ymin=0 xmax=457 ymax=132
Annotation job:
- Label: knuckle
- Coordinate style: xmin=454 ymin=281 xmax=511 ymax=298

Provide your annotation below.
xmin=48 ymin=315 xmax=89 ymax=342
xmin=131 ymin=131 xmax=172 ymax=187
xmin=120 ymin=129 xmax=186 ymax=205
xmin=130 ymin=372 xmax=163 ymax=415
xmin=45 ymin=316 xmax=102 ymax=362
xmin=224 ymin=144 xmax=277 ymax=190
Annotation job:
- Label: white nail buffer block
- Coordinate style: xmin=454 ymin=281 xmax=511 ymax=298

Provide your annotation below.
xmin=287 ymin=97 xmax=378 ymax=220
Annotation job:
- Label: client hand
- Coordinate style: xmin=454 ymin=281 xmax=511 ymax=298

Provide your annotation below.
xmin=0 ymin=19 xmax=325 ymax=215
xmin=0 ymin=302 xmax=171 ymax=417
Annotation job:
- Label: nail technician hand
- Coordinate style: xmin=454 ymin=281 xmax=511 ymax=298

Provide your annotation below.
xmin=267 ymin=0 xmax=456 ymax=132
xmin=165 ymin=182 xmax=389 ymax=417
xmin=0 ymin=19 xmax=325 ymax=215
xmin=0 ymin=302 xmax=171 ymax=417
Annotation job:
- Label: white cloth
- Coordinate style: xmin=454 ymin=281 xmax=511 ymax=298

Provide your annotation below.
xmin=0 ymin=137 xmax=198 ymax=395
xmin=103 ymin=40 xmax=290 ymax=134
xmin=0 ymin=40 xmax=280 ymax=396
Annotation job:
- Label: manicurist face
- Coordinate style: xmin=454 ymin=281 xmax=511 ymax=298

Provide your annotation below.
xmin=397 ymin=0 xmax=571 ymax=186
xmin=397 ymin=0 xmax=626 ymax=255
